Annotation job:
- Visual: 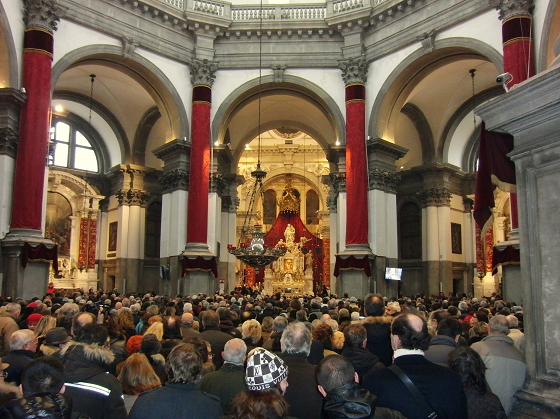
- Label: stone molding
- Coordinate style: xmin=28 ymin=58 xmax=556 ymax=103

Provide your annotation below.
xmin=159 ymin=169 xmax=189 ymax=193
xmin=115 ymin=188 xmax=150 ymax=206
xmin=489 ymin=0 xmax=533 ymax=20
xmin=418 ymin=187 xmax=452 ymax=207
xmin=368 ymin=168 xmax=400 ymax=193
xmin=190 ymin=58 xmax=219 ymax=87
xmin=0 ymin=128 xmax=18 ymax=158
xmin=210 ymin=172 xmax=227 ymax=195
xmin=24 ymin=0 xmax=64 ymax=32
xmin=324 ymin=172 xmax=346 ymax=212
xmin=463 ymin=197 xmax=474 ymax=212
xmin=221 ymin=195 xmax=240 ymax=212
xmin=339 ymin=57 xmax=367 ymax=85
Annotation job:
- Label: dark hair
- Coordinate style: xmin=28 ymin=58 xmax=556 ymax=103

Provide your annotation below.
xmin=436 ymin=317 xmax=462 ymax=339
xmin=364 ymin=294 xmax=384 ymax=317
xmin=316 ymin=355 xmax=355 ymax=392
xmin=448 ymin=346 xmax=488 ymax=394
xmin=21 ymin=356 xmax=65 ymax=396
xmin=183 ymin=336 xmax=210 ymax=362
xmin=229 ymin=387 xmax=289 ymax=419
xmin=312 ymin=323 xmax=333 ymax=350
xmin=432 ymin=310 xmax=450 ymax=325
xmin=473 ymin=310 xmax=489 ymax=324
xmin=391 ymin=314 xmax=430 ymax=351
xmin=71 ymin=312 xmax=96 ymax=337
xmin=166 ymin=343 xmax=202 ymax=383
xmin=75 ymin=323 xmax=108 ymax=345
xmin=343 ymin=324 xmax=367 ymax=348
xmin=447 ymin=306 xmax=458 ymax=316
xmin=201 ymin=310 xmax=219 ymax=328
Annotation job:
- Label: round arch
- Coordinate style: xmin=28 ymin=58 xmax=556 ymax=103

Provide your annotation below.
xmin=537 ymin=0 xmax=560 ymax=71
xmin=212 ymin=74 xmax=345 ymax=166
xmin=51 ymin=45 xmax=189 ymax=150
xmin=0 ymin=2 xmax=19 ymax=88
xmin=368 ymin=37 xmax=503 ymax=145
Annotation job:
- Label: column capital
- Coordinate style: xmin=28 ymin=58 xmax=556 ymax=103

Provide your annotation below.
xmin=159 ymin=169 xmax=189 ymax=194
xmin=23 ymin=0 xmax=65 ymax=33
xmin=190 ymin=58 xmax=219 ymax=87
xmin=115 ymin=188 xmax=150 ymax=207
xmin=418 ymin=187 xmax=452 ymax=207
xmin=489 ymin=0 xmax=533 ymax=20
xmin=339 ymin=56 xmax=367 ymax=86
xmin=368 ymin=168 xmax=400 ymax=194
xmin=463 ymin=197 xmax=474 ymax=212
xmin=323 ymin=172 xmax=346 ymax=212
xmin=0 ymin=128 xmax=18 ymax=158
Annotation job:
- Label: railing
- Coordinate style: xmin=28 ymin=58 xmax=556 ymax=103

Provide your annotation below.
xmin=169 ymin=0 xmax=390 ymax=21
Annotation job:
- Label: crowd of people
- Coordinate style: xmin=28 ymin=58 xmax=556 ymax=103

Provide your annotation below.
xmin=0 ymin=288 xmax=525 ymax=419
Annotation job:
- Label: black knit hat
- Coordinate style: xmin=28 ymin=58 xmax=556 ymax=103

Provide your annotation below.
xmin=140 ymin=333 xmax=162 ymax=355
xmin=245 ymin=348 xmax=288 ymax=391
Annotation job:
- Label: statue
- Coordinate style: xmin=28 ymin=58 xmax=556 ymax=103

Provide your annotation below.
xmin=284 ymin=224 xmax=295 ymax=244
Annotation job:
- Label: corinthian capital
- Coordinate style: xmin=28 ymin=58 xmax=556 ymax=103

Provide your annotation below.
xmin=115 ymin=189 xmax=150 ymax=207
xmin=190 ymin=59 xmax=219 ymax=87
xmin=489 ymin=0 xmax=533 ymax=20
xmin=418 ymin=188 xmax=452 ymax=207
xmin=24 ymin=0 xmax=64 ymax=32
xmin=339 ymin=57 xmax=367 ymax=86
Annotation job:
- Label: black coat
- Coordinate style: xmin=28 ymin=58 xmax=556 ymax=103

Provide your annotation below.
xmin=200 ymin=327 xmax=234 ymax=369
xmin=362 ymin=354 xmax=468 ymax=419
xmin=129 ymin=382 xmax=223 ymax=419
xmin=340 ymin=346 xmax=385 ymax=380
xmin=0 ymin=392 xmax=87 ymax=419
xmin=279 ymin=353 xmax=323 ymax=419
xmin=3 ymin=349 xmax=35 ymax=385
xmin=361 ymin=317 xmax=393 ymax=367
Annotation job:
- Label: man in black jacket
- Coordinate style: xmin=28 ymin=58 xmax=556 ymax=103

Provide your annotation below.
xmin=60 ymin=323 xmax=127 ymax=419
xmin=341 ymin=323 xmax=385 ymax=380
xmin=317 ymin=355 xmax=406 ymax=419
xmin=361 ymin=294 xmax=393 ymax=366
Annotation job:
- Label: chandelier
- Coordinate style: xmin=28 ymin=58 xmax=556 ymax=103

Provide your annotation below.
xmin=227 ymin=0 xmax=286 ymax=269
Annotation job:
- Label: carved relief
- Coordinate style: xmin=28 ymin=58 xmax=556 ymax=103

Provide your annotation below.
xmin=0 ymin=128 xmax=18 ymax=158
xmin=418 ymin=187 xmax=452 ymax=207
xmin=325 ymin=172 xmax=346 ymax=212
xmin=339 ymin=57 xmax=367 ymax=85
xmin=210 ymin=172 xmax=227 ymax=195
xmin=190 ymin=58 xmax=219 ymax=87
xmin=368 ymin=168 xmax=400 ymax=193
xmin=160 ymin=169 xmax=189 ymax=193
xmin=23 ymin=0 xmax=64 ymax=32
xmin=489 ymin=0 xmax=533 ymax=20
xmin=115 ymin=189 xmax=150 ymax=206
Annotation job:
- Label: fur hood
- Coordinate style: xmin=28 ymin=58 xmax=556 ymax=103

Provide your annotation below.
xmin=149 ymin=353 xmax=165 ymax=365
xmin=60 ymin=340 xmax=116 ymax=365
xmin=361 ymin=316 xmax=393 ymax=325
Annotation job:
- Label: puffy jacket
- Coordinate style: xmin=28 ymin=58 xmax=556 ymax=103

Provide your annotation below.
xmin=323 ymin=382 xmax=407 ymax=419
xmin=0 ymin=392 xmax=88 ymax=419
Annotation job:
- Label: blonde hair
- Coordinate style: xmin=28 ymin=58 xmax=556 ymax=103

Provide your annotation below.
xmin=241 ymin=319 xmax=262 ymax=345
xmin=117 ymin=353 xmax=161 ymax=395
xmin=34 ymin=316 xmax=57 ymax=339
xmin=144 ymin=322 xmax=164 ymax=340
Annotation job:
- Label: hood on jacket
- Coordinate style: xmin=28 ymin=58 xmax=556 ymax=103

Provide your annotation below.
xmin=324 ymin=382 xmax=377 ymax=419
xmin=60 ymin=341 xmax=115 ymax=382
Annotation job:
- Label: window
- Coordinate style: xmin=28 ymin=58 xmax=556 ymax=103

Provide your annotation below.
xmin=399 ymin=202 xmax=422 ymax=259
xmin=306 ymin=189 xmax=319 ymax=225
xmin=145 ymin=202 xmax=162 ymax=258
xmin=49 ymin=121 xmax=99 ymax=172
xmin=263 ymin=189 xmax=277 ymax=224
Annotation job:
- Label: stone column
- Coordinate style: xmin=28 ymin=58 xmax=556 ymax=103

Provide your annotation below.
xmin=476 ymin=62 xmax=560 ymax=417
xmin=183 ymin=59 xmax=218 ymax=297
xmin=366 ymin=138 xmax=407 ymax=298
xmin=461 ymin=198 xmax=476 ymax=296
xmin=419 ymin=187 xmax=452 ymax=295
xmin=153 ymin=139 xmax=190 ymax=296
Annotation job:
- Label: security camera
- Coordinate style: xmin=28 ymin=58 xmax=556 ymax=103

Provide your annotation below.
xmin=496 ymin=73 xmax=512 ymax=84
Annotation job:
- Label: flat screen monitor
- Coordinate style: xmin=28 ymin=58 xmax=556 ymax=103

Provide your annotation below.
xmin=385 ymin=267 xmax=402 ymax=281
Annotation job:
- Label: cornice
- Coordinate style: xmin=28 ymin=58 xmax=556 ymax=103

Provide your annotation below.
xmin=153 ymin=138 xmax=192 ymax=161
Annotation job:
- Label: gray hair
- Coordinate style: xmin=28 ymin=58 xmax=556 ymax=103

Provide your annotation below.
xmin=506 ymin=314 xmax=519 ymax=328
xmin=10 ymin=329 xmax=35 ymax=350
xmin=223 ymin=338 xmax=247 ymax=365
xmin=489 ymin=315 xmax=510 ymax=335
xmin=281 ymin=322 xmax=311 ymax=356
xmin=5 ymin=303 xmax=21 ymax=316
xmin=272 ymin=316 xmax=288 ymax=332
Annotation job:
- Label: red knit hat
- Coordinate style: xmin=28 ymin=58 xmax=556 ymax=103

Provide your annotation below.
xmin=26 ymin=313 xmax=43 ymax=325
xmin=126 ymin=335 xmax=143 ymax=355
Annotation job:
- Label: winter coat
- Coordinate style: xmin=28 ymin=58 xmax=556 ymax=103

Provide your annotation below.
xmin=340 ymin=346 xmax=385 ymax=380
xmin=423 ymin=335 xmax=458 ymax=367
xmin=0 ymin=314 xmax=19 ymax=357
xmin=323 ymin=382 xmax=407 ymax=419
xmin=3 ymin=349 xmax=35 ymax=385
xmin=361 ymin=317 xmax=393 ymax=367
xmin=59 ymin=341 xmax=127 ymax=419
xmin=0 ymin=392 xmax=89 ymax=419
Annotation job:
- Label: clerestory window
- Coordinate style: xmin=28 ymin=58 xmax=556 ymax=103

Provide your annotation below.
xmin=49 ymin=120 xmax=99 ymax=172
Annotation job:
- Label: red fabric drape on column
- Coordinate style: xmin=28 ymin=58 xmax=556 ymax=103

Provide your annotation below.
xmin=182 ymin=256 xmax=218 ymax=278
xmin=187 ymin=86 xmax=211 ymax=244
xmin=22 ymin=243 xmax=58 ymax=272
xmin=345 ymin=84 xmax=368 ymax=245
xmin=11 ymin=30 xmax=54 ymax=230
xmin=334 ymin=255 xmax=371 ymax=277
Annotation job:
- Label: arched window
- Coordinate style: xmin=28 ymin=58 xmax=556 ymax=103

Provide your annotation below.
xmin=263 ymin=189 xmax=277 ymax=224
xmin=145 ymin=202 xmax=162 ymax=258
xmin=306 ymin=189 xmax=319 ymax=225
xmin=399 ymin=202 xmax=421 ymax=259
xmin=49 ymin=119 xmax=99 ymax=172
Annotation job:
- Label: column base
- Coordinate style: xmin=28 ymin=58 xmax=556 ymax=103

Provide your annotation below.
xmin=184 ymin=242 xmax=213 ymax=256
xmin=511 ymin=378 xmax=560 ymax=418
xmin=183 ymin=243 xmax=217 ymax=297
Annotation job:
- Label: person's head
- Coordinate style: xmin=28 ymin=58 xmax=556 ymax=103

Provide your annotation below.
xmin=34 ymin=315 xmax=57 ymax=338
xmin=488 ymin=315 xmax=510 ymax=335
xmin=117 ymin=353 xmax=162 ymax=395
xmin=506 ymin=314 xmax=519 ymax=329
xmin=343 ymin=323 xmax=367 ymax=348
xmin=470 ymin=310 xmax=489 ymax=326
xmin=26 ymin=313 xmax=43 ymax=332
xmin=448 ymin=346 xmax=488 ymax=394
xmin=144 ymin=321 xmax=164 ymax=340
xmin=183 ymin=337 xmax=210 ymax=363
xmin=390 ymin=313 xmax=430 ymax=351
xmin=44 ymin=327 xmax=71 ymax=347
xmin=242 ymin=319 xmax=262 ymax=345
xmin=71 ymin=312 xmax=96 ymax=337
xmin=364 ymin=294 xmax=385 ymax=317
xmin=117 ymin=310 xmax=134 ymax=329
xmin=436 ymin=317 xmax=462 ymax=341
xmin=261 ymin=316 xmax=274 ymax=333
xmin=182 ymin=312 xmax=194 ymax=325
xmin=166 ymin=343 xmax=203 ymax=384
xmin=245 ymin=348 xmax=289 ymax=393
xmin=74 ymin=323 xmax=109 ymax=346
xmin=280 ymin=322 xmax=312 ymax=356
xmin=140 ymin=333 xmax=162 ymax=356
xmin=316 ymin=355 xmax=357 ymax=396
xmin=5 ymin=302 xmax=21 ymax=318
xmin=20 ymin=356 xmax=65 ymax=396
xmin=272 ymin=316 xmax=288 ymax=333
xmin=312 ymin=323 xmax=333 ymax=349
xmin=201 ymin=310 xmax=220 ymax=328
xmin=223 ymin=338 xmax=247 ymax=365
xmin=10 ymin=329 xmax=37 ymax=352
xmin=385 ymin=301 xmax=401 ymax=316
